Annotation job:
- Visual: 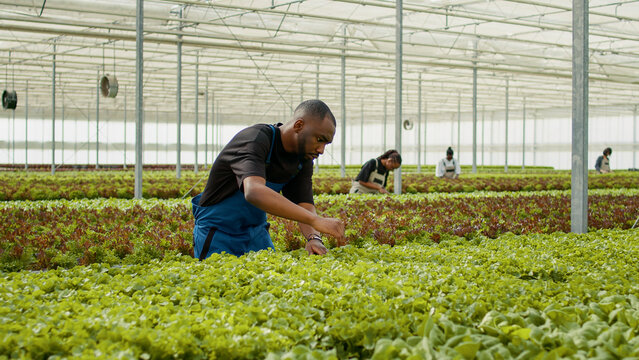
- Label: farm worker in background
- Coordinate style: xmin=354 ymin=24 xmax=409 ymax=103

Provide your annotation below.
xmin=349 ymin=150 xmax=402 ymax=194
xmin=436 ymin=147 xmax=461 ymax=179
xmin=595 ymin=147 xmax=612 ymax=174
xmin=192 ymin=100 xmax=346 ymax=260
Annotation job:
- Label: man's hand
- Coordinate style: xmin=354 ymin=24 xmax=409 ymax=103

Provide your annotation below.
xmin=311 ymin=217 xmax=346 ymax=247
xmin=379 ymin=187 xmax=388 ymax=194
xmin=305 ymin=239 xmax=327 ymax=255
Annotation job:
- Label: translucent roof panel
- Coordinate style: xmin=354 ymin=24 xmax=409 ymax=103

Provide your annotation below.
xmin=0 ymin=0 xmax=637 ymax=122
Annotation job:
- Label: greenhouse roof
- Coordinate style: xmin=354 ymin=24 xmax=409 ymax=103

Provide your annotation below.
xmin=1 ymin=0 xmax=638 ymax=122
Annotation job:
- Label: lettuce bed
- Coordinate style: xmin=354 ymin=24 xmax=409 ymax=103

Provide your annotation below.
xmin=1 ymin=171 xmax=638 ymax=200
xmin=1 ymin=229 xmax=638 ymax=359
xmin=2 ymin=190 xmax=639 ymax=271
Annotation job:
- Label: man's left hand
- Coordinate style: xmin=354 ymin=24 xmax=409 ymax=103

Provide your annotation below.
xmin=305 ymin=239 xmax=327 ymax=255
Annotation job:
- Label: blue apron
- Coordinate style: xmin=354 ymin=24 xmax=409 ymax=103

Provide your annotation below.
xmin=192 ymin=125 xmax=301 ymax=259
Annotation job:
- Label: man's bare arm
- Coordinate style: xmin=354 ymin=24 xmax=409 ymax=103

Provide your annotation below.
xmin=243 ymin=176 xmax=345 ymax=242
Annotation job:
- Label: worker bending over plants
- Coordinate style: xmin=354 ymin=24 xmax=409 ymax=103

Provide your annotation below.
xmin=192 ymin=100 xmax=345 ymax=259
xmin=349 ymin=150 xmax=402 ymax=194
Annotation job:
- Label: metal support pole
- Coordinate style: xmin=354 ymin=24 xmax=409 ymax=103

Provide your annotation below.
xmin=490 ymin=111 xmax=494 ymax=165
xmin=51 ymin=43 xmax=56 ymax=175
xmin=74 ymin=109 xmax=77 ymax=164
xmin=522 ymin=97 xmax=526 ymax=170
xmin=424 ymin=100 xmax=427 ymax=168
xmin=533 ymin=111 xmax=537 ymax=166
xmin=134 ymin=0 xmax=144 ymax=198
xmin=211 ymin=91 xmax=217 ymax=160
xmin=472 ymin=41 xmax=478 ymax=174
xmin=481 ymin=105 xmax=485 ymax=167
xmin=505 ymin=78 xmax=509 ymax=173
xmin=124 ymin=85 xmax=127 ymax=169
xmin=96 ymin=69 xmax=100 ymax=169
xmin=634 ymin=105 xmax=637 ymax=169
xmin=417 ymin=73 xmax=422 ymax=173
xmin=12 ymin=110 xmax=15 ymax=166
xmin=195 ymin=52 xmax=199 ymax=175
xmin=6 ymin=52 xmax=10 ymax=165
xmin=156 ymin=107 xmax=159 ymax=165
xmin=315 ymin=61 xmax=319 ymax=173
xmin=315 ymin=62 xmax=319 ymax=100
xmin=41 ymin=107 xmax=44 ymax=160
xmin=87 ymin=103 xmax=90 ymax=163
xmin=24 ymin=81 xmax=28 ymax=170
xmin=61 ymin=81 xmax=64 ymax=166
xmin=383 ymin=87 xmax=387 ymax=151
xmin=176 ymin=6 xmax=183 ymax=179
xmin=571 ymin=0 xmax=588 ymax=233
xmin=394 ymin=0 xmax=403 ymax=195
xmin=105 ymin=98 xmax=108 ymax=160
xmin=205 ymin=74 xmax=209 ymax=170
xmin=457 ymin=92 xmax=461 ymax=164
xmin=340 ymin=26 xmax=346 ymax=178
xmin=360 ymin=100 xmax=364 ymax=164
xmin=7 ymin=111 xmax=10 ymax=164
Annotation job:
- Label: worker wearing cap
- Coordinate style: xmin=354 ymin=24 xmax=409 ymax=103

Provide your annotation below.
xmin=436 ymin=147 xmax=461 ymax=179
xmin=349 ymin=150 xmax=402 ymax=194
xmin=192 ymin=100 xmax=346 ymax=259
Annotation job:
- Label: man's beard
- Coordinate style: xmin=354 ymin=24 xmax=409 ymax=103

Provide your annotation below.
xmin=297 ymin=136 xmax=307 ymax=158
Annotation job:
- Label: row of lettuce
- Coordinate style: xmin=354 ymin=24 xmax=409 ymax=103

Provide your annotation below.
xmin=2 ymin=189 xmax=638 ymax=272
xmin=1 ymin=171 xmax=638 ymax=200
xmin=1 ymin=229 xmax=638 ymax=358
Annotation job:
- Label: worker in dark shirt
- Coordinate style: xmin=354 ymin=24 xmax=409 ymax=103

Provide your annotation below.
xmin=595 ymin=147 xmax=612 ymax=174
xmin=192 ymin=100 xmax=345 ymax=259
xmin=349 ymin=150 xmax=402 ymax=194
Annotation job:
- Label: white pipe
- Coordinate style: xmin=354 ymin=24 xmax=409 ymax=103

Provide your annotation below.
xmin=3 ymin=0 xmax=170 ymax=21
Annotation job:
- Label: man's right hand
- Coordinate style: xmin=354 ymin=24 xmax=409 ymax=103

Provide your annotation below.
xmin=311 ymin=217 xmax=346 ymax=247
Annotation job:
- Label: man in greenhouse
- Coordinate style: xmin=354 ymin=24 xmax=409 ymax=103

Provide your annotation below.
xmin=192 ymin=100 xmax=345 ymax=260
xmin=595 ymin=147 xmax=612 ymax=174
xmin=435 ymin=147 xmax=461 ymax=179
xmin=349 ymin=150 xmax=402 ymax=194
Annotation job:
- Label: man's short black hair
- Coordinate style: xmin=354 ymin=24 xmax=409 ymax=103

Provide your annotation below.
xmin=603 ymin=147 xmax=612 ymax=156
xmin=294 ymin=100 xmax=336 ymax=125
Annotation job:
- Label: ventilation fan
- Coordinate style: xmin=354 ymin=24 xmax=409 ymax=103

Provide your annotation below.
xmin=100 ymin=74 xmax=119 ymax=98
xmin=2 ymin=90 xmax=17 ymax=110
xmin=402 ymin=119 xmax=414 ymax=130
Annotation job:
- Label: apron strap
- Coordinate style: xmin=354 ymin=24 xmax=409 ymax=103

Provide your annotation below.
xmin=267 ymin=125 xmax=276 ymax=165
xmin=198 ymin=227 xmax=217 ymax=261
xmin=267 ymin=124 xmax=303 ymax=178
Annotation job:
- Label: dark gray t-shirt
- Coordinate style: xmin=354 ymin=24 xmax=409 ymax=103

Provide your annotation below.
xmin=198 ymin=123 xmax=314 ymax=207
xmin=355 ymin=158 xmax=389 ymax=187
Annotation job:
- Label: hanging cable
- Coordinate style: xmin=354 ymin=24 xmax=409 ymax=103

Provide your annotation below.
xmin=38 ymin=0 xmax=47 ymax=17
xmin=102 ymin=44 xmax=105 ymax=75
xmin=179 ymin=1 xmax=362 ymax=191
xmin=181 ymin=177 xmax=206 ymax=199
xmin=207 ymin=2 xmax=361 ymax=121
xmin=113 ymin=39 xmax=117 ymax=77
xmin=210 ymin=6 xmax=292 ymax=112
xmin=5 ymin=51 xmax=8 ymax=86
xmin=11 ymin=54 xmax=15 ymax=89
